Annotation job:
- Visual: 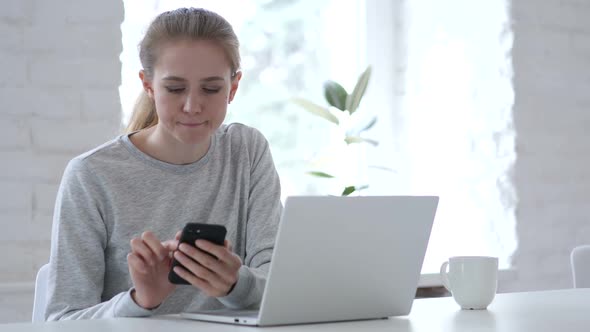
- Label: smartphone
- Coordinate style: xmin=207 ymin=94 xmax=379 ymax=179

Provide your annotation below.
xmin=168 ymin=223 xmax=227 ymax=285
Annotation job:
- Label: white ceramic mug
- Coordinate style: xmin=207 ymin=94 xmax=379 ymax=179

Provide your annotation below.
xmin=439 ymin=256 xmax=498 ymax=310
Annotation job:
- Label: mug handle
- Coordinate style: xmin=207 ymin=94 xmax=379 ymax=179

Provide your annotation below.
xmin=439 ymin=261 xmax=451 ymax=292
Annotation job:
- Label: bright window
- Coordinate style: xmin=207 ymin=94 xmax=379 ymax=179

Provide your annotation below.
xmin=121 ymin=0 xmax=516 ymax=275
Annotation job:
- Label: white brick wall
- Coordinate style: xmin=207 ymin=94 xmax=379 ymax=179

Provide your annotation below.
xmin=0 ymin=0 xmax=123 ymax=322
xmin=31 ymin=119 xmax=119 ymax=152
xmin=0 ymin=117 xmax=30 ymax=149
xmin=0 ymin=53 xmax=27 ymax=85
xmin=504 ymin=0 xmax=590 ymax=292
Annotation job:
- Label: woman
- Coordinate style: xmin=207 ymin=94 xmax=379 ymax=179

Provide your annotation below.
xmin=46 ymin=7 xmax=282 ymax=320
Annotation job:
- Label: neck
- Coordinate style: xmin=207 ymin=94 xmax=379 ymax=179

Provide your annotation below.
xmin=131 ymin=126 xmax=210 ymax=165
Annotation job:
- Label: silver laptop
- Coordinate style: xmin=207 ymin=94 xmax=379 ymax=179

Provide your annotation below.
xmin=181 ymin=195 xmax=439 ymax=326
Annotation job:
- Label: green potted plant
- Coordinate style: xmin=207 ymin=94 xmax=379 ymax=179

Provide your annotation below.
xmin=293 ymin=66 xmax=379 ymax=196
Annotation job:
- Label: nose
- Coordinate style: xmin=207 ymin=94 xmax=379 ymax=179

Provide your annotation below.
xmin=183 ymin=90 xmax=202 ymax=114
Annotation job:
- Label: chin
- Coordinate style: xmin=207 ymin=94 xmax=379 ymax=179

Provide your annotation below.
xmin=176 ymin=131 xmax=213 ymax=146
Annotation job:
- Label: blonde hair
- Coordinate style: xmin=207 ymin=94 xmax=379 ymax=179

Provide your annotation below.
xmin=126 ymin=8 xmax=241 ymax=133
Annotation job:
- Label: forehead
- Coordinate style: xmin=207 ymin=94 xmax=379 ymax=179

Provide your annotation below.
xmin=153 ymin=39 xmax=232 ymax=79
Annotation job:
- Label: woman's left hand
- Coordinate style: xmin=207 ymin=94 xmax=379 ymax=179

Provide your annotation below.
xmin=172 ymin=239 xmax=242 ymax=297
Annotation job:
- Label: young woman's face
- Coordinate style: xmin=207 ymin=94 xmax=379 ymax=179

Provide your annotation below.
xmin=142 ymin=39 xmax=240 ymax=146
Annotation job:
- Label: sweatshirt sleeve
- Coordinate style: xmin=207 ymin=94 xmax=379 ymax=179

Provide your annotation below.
xmin=45 ymin=158 xmax=152 ymax=320
xmin=217 ymin=128 xmax=282 ymax=309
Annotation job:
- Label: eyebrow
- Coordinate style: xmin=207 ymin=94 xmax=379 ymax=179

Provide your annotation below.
xmin=162 ymin=76 xmax=225 ymax=82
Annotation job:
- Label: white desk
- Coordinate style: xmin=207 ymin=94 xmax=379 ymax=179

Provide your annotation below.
xmin=3 ymin=289 xmax=589 ymax=331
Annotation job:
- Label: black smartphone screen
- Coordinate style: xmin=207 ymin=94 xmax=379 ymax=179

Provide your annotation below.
xmin=168 ymin=223 xmax=227 ymax=285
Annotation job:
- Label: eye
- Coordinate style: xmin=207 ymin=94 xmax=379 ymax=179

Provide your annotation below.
xmin=203 ymin=87 xmax=221 ymax=94
xmin=165 ymin=87 xmax=185 ymax=94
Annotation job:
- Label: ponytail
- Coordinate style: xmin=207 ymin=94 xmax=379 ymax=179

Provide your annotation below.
xmin=126 ymin=91 xmax=158 ymax=133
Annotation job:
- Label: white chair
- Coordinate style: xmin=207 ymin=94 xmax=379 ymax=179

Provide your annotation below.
xmin=571 ymin=245 xmax=590 ymax=288
xmin=32 ymin=263 xmax=50 ymax=322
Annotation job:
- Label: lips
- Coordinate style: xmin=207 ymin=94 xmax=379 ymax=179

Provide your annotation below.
xmin=179 ymin=121 xmax=207 ymax=127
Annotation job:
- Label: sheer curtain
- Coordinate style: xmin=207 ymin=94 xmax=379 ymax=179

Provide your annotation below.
xmin=366 ymin=0 xmax=516 ymax=274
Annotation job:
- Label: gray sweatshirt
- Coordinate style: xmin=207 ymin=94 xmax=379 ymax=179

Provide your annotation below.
xmin=46 ymin=123 xmax=282 ymax=321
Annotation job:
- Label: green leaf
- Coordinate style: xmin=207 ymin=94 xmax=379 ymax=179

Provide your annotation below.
xmin=341 ymin=186 xmax=356 ymax=196
xmin=345 ymin=66 xmax=372 ymax=114
xmin=341 ymin=185 xmax=369 ymax=196
xmin=357 ymin=185 xmax=369 ymax=191
xmin=324 ymin=81 xmax=348 ymax=111
xmin=368 ymin=165 xmax=396 ymax=173
xmin=344 ymin=136 xmax=379 ymax=146
xmin=360 ymin=117 xmax=377 ymax=132
xmin=307 ymin=171 xmax=336 ymax=178
xmin=292 ymin=98 xmax=339 ymax=125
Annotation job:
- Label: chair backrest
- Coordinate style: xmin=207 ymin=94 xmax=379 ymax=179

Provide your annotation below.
xmin=32 ymin=263 xmax=50 ymax=322
xmin=571 ymin=245 xmax=590 ymax=288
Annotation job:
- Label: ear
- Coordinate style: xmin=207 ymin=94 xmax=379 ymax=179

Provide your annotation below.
xmin=228 ymin=71 xmax=242 ymax=104
xmin=139 ymin=70 xmax=154 ymax=99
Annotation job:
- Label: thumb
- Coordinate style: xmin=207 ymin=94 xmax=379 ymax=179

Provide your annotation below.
xmin=162 ymin=239 xmax=179 ymax=252
xmin=224 ymin=239 xmax=233 ymax=252
xmin=162 ymin=231 xmax=182 ymax=251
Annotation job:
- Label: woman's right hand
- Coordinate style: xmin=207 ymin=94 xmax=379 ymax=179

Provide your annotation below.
xmin=127 ymin=231 xmax=180 ymax=309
